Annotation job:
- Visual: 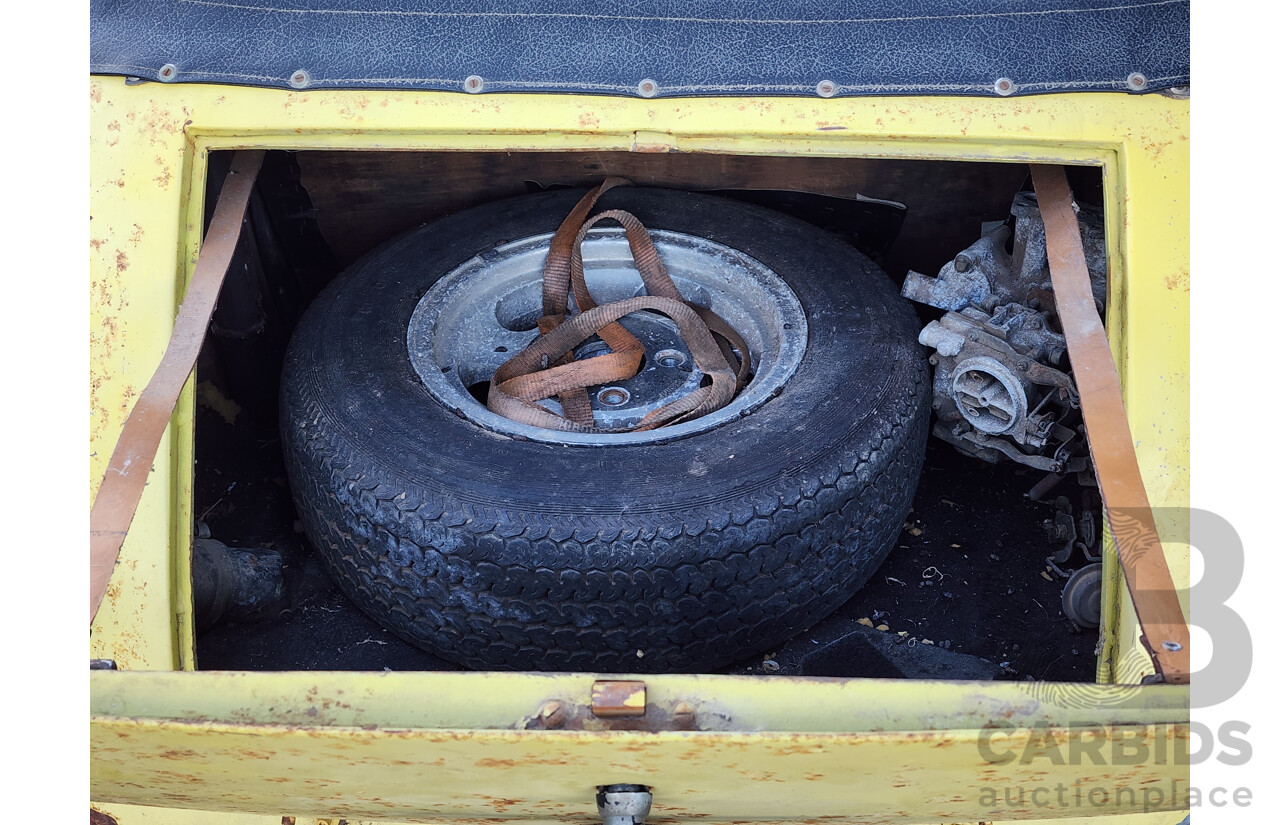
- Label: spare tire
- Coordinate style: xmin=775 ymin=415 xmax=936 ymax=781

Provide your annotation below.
xmin=281 ymin=186 xmax=929 ymax=672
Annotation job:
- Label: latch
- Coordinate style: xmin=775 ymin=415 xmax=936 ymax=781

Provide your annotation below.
xmin=525 ymin=680 xmax=700 ymax=731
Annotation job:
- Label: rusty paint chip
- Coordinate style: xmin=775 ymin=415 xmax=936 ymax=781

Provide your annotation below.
xmin=591 ymin=680 xmax=646 ymax=718
xmin=90 ymin=809 xmax=119 ymax=825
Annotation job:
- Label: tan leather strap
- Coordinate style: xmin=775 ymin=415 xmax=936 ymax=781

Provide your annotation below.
xmin=1032 ymin=164 xmax=1191 ymax=683
xmin=490 ymin=182 xmax=748 ymax=432
xmin=89 ymin=150 xmax=265 ymax=624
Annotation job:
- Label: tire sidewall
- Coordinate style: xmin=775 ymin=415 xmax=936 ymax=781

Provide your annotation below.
xmin=282 ymin=187 xmax=930 ymax=671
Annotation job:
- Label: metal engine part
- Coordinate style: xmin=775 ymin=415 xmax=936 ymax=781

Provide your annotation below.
xmin=1061 ymin=563 xmax=1104 ymax=629
xmin=919 ymin=307 xmax=1087 ymax=473
xmin=904 ymin=191 xmax=1103 ymax=475
xmin=1042 ymin=492 xmax=1103 ymax=575
xmin=902 ymin=191 xmax=1107 ymax=313
xmin=192 ymin=537 xmax=285 ymax=631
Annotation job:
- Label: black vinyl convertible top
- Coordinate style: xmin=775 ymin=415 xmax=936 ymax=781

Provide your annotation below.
xmin=90 ymin=0 xmax=1189 ymax=98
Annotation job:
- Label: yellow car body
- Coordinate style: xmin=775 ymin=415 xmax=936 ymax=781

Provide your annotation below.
xmin=89 ymin=77 xmax=1190 ymax=825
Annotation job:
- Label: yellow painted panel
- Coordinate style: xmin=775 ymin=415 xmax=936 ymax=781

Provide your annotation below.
xmin=89 ymin=76 xmax=1190 ymax=821
xmin=90 ymin=673 xmax=1189 ymax=822
xmin=90 ymin=806 xmax=1188 ymax=825
xmin=92 ymin=718 xmax=1188 ymax=823
xmin=87 ymin=77 xmax=1189 ymax=677
xmin=89 ymin=80 xmax=194 ymax=670
xmin=90 ymin=671 xmax=1189 ymax=733
xmin=91 ymin=803 xmax=284 ymax=825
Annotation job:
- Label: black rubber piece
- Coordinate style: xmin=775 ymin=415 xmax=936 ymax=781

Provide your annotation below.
xmin=280 ymin=187 xmax=930 ymax=672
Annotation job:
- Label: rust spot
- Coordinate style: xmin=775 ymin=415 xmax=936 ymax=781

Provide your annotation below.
xmin=281 ymin=818 xmax=296 ymax=825
xmin=115 ymin=251 xmax=129 ymax=273
xmin=106 ymin=120 xmax=121 ymax=132
xmin=90 ymin=85 xmax=103 ymax=103
xmin=1164 ymin=268 xmax=1189 ymax=292
xmin=489 ymin=798 xmax=524 ymax=813
xmin=474 ymin=758 xmax=517 ymax=768
xmin=90 ymin=238 xmax=105 ymax=250
xmin=90 ymin=808 xmax=119 ymax=825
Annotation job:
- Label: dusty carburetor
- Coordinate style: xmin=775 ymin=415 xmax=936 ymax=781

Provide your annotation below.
xmin=902 ymin=192 xmax=1106 ymax=475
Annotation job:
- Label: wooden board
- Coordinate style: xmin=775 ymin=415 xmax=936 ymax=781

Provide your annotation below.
xmin=297 ymin=151 xmax=1032 ymax=280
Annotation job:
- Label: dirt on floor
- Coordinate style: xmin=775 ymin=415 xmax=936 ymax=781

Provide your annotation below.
xmin=193 ymin=397 xmax=1099 ymax=681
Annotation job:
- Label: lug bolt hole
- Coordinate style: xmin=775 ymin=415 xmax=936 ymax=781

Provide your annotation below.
xmin=655 ymin=349 xmax=687 ymax=368
xmin=598 ymin=387 xmax=630 ymax=406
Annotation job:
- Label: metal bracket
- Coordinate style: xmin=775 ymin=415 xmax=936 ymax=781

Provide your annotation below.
xmin=591 ymin=680 xmax=646 ymax=718
xmin=526 ymin=682 xmax=701 ymax=732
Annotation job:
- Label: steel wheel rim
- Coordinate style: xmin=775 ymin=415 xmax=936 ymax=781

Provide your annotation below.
xmin=408 ymin=227 xmax=808 ymax=446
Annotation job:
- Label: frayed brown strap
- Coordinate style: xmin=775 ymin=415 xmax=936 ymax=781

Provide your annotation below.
xmin=490 ymin=182 xmax=748 ymax=432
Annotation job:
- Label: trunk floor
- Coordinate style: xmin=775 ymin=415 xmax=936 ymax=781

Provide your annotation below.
xmin=193 ymin=400 xmax=1099 ymax=681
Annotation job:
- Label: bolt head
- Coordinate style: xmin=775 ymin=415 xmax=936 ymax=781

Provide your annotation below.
xmin=539 ymin=700 xmax=565 ymax=728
